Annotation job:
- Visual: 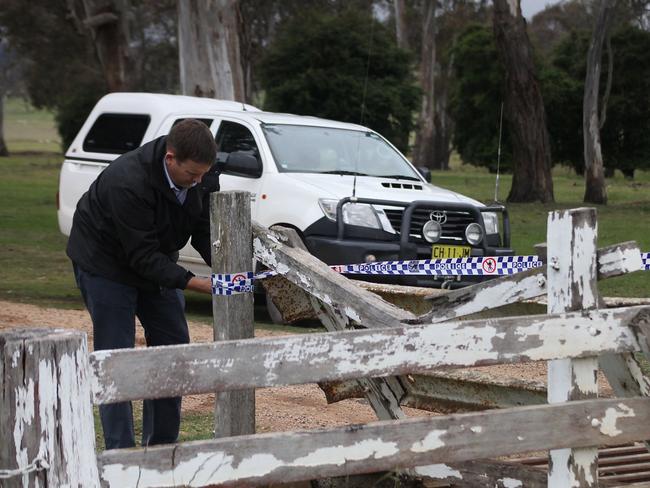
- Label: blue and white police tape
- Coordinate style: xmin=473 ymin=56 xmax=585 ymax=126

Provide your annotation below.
xmin=643 ymin=252 xmax=650 ymax=271
xmin=211 ymin=255 xmax=543 ymax=295
xmin=331 ymin=255 xmax=542 ymax=277
xmin=212 ymin=272 xmax=255 ymax=296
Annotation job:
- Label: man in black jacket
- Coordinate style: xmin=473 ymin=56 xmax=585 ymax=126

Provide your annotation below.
xmin=67 ymin=119 xmax=217 ymax=449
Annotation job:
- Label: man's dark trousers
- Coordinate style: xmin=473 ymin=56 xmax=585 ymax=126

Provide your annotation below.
xmin=74 ymin=264 xmax=190 ymax=450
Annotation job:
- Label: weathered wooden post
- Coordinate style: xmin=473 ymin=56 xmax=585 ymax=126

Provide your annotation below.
xmin=0 ymin=328 xmax=99 ymax=487
xmin=210 ymin=191 xmax=255 ymax=437
xmin=547 ymin=208 xmax=599 ymax=487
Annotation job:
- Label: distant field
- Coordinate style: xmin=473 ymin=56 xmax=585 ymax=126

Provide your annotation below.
xmin=3 ymin=97 xmax=61 ymax=153
xmin=0 ymin=98 xmax=647 ymax=311
xmin=432 ymin=164 xmax=650 ymax=297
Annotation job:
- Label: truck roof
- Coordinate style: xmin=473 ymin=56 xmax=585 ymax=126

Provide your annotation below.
xmin=91 ymin=92 xmax=261 ymax=115
xmin=247 ymin=112 xmax=367 ymax=131
xmin=66 ymin=92 xmax=374 ymax=159
xmin=91 ymin=92 xmax=368 ymax=131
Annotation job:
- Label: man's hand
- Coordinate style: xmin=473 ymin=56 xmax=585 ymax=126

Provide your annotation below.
xmin=186 ymin=276 xmax=213 ymax=294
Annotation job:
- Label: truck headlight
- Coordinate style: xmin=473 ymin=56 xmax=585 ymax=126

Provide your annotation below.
xmin=343 ymin=203 xmax=381 ymax=229
xmin=465 ymin=223 xmax=484 ymax=245
xmin=319 ymin=199 xmax=339 ymax=221
xmin=482 ymin=212 xmax=499 ymax=235
xmin=318 ymin=199 xmax=394 ymax=232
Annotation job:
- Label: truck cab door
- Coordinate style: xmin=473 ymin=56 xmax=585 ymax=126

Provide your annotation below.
xmin=178 ymin=117 xmax=266 ymax=276
xmin=214 ymin=118 xmax=265 ymax=217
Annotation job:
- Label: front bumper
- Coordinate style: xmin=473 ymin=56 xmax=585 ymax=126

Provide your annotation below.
xmin=305 ymin=235 xmax=514 ymax=288
xmin=305 ymin=198 xmax=514 ymax=288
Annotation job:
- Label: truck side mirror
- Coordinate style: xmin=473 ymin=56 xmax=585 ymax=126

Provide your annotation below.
xmin=217 ymin=151 xmax=262 ymax=178
xmin=416 ymin=166 xmax=431 ymax=182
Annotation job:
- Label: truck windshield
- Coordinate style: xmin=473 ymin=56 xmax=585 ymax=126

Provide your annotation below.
xmin=262 ymin=124 xmax=421 ymax=181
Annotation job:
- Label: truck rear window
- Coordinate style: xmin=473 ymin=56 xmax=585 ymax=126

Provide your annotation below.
xmin=83 ymin=114 xmax=150 ymax=154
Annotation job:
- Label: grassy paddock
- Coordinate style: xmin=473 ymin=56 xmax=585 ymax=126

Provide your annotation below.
xmin=0 ymin=98 xmax=648 ymax=312
xmin=1 ymin=99 xmax=647 ymax=450
xmin=432 ymin=162 xmax=650 ymax=297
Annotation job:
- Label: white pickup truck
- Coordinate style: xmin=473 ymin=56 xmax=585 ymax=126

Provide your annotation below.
xmin=58 ymin=92 xmax=513 ymax=291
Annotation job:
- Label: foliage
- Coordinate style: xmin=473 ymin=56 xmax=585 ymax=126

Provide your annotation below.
xmin=0 ymin=0 xmax=106 ymax=151
xmin=451 ymin=19 xmax=650 ymax=177
xmin=450 ymin=24 xmax=512 ymax=171
xmin=0 ymin=0 xmax=178 ymax=151
xmin=547 ymin=25 xmax=650 ymax=176
xmin=258 ymin=7 xmax=419 ymax=153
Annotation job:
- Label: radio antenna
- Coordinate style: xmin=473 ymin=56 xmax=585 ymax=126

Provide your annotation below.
xmin=494 ymin=102 xmax=504 ymax=203
xmin=352 ymin=14 xmax=375 ymax=199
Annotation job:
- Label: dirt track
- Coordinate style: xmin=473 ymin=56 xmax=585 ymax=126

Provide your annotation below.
xmin=0 ymin=300 xmax=436 ymax=434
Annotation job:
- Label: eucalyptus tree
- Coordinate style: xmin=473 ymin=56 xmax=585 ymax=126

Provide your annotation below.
xmin=492 ymin=0 xmax=554 ymax=203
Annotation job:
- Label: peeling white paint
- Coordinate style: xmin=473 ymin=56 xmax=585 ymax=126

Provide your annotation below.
xmin=570 ymin=448 xmax=598 ymax=486
xmin=571 ymin=220 xmax=598 ymax=308
xmin=13 ymin=378 xmax=35 ymax=484
xmin=548 ymin=448 xmax=571 ymax=486
xmin=572 ymin=358 xmax=599 ymax=395
xmin=344 ymin=307 xmax=361 ymax=323
xmin=600 ymin=403 xmax=635 ymax=437
xmin=500 ymin=477 xmax=523 ymax=488
xmin=429 ymin=274 xmax=545 ymax=323
xmin=599 ymin=245 xmax=642 ymax=275
xmin=276 ymin=263 xmax=290 ymax=275
xmin=414 ymin=464 xmax=462 ymax=479
xmin=57 ymin=346 xmax=100 ymax=486
xmin=37 ymin=359 xmax=57 ymax=478
xmin=410 ymin=430 xmax=446 ymax=452
xmin=291 ymin=439 xmax=399 ymax=466
xmin=470 ymin=426 xmax=483 ymax=433
xmin=11 ymin=347 xmax=21 ymax=368
xmin=102 ymin=439 xmax=399 ymax=486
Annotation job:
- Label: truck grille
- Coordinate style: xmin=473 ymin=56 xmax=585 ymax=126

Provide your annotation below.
xmin=383 ymin=208 xmax=476 ymax=243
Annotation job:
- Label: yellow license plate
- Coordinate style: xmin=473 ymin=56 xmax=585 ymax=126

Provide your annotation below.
xmin=432 ymin=245 xmax=471 ymax=259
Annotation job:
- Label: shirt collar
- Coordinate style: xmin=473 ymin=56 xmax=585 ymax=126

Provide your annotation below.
xmin=162 ymin=156 xmax=182 ymax=192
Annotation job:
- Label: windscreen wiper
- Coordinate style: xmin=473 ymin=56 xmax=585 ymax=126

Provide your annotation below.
xmin=376 ymin=174 xmax=422 ymax=181
xmin=321 ymin=170 xmax=370 ymax=176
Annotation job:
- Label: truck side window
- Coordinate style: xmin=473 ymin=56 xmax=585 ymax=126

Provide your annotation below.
xmin=83 ymin=114 xmax=150 ymax=154
xmin=216 ymin=121 xmax=260 ymax=159
xmin=215 ymin=121 xmax=262 ymax=178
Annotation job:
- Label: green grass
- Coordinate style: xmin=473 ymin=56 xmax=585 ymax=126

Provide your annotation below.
xmin=93 ymin=402 xmax=216 ymax=451
xmin=433 ymin=159 xmax=650 ymax=297
xmin=4 ymin=97 xmax=61 ymax=153
xmin=0 ymin=98 xmax=648 ymax=311
xmin=2 ymin=98 xmax=649 ymax=453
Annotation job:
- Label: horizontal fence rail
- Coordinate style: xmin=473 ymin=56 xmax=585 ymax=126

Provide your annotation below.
xmin=97 ymin=397 xmax=650 ymax=487
xmin=89 ymin=305 xmax=650 ymax=405
xmin=415 ymin=241 xmax=643 ymax=324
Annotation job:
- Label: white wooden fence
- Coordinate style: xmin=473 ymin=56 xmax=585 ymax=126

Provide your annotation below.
xmin=1 ymin=193 xmax=648 ymax=488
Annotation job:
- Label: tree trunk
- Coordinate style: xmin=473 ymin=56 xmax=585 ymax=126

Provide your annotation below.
xmin=0 ymin=94 xmax=8 ymax=157
xmin=583 ymin=0 xmax=617 ymax=204
xmin=394 ymin=0 xmax=409 ymax=50
xmin=81 ymin=0 xmax=139 ymax=91
xmin=432 ymin=49 xmax=456 ymax=170
xmin=178 ymin=0 xmax=246 ymax=101
xmin=493 ymin=0 xmax=554 ymax=203
xmin=412 ymin=1 xmax=436 ymax=168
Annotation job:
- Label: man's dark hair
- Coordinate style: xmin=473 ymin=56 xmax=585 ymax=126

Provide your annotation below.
xmin=167 ymin=119 xmax=217 ymax=165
